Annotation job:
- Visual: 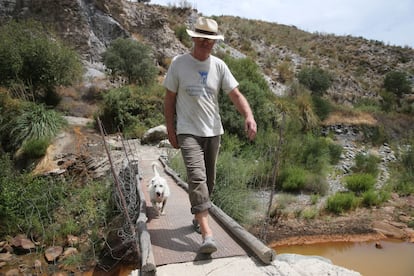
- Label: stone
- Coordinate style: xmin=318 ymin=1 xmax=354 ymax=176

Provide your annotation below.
xmin=141 ymin=125 xmax=167 ymax=145
xmin=45 ymin=246 xmax=63 ymax=262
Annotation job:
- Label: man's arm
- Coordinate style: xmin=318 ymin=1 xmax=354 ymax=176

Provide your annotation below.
xmin=164 ymin=89 xmax=179 ymax=148
xmin=228 ymin=87 xmax=257 ymax=141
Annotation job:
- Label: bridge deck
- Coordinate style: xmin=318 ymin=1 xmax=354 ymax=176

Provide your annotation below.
xmin=139 ymin=156 xmax=249 ymax=266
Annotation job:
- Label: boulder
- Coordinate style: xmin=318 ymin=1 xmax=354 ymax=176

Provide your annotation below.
xmin=141 ymin=125 xmax=167 ymax=145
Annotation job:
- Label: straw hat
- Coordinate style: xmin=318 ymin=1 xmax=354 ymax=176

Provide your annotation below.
xmin=186 ymin=17 xmax=224 ymax=40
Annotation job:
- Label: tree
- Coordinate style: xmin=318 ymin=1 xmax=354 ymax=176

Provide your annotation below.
xmin=0 ymin=20 xmax=82 ymax=105
xmin=297 ymin=66 xmax=332 ymax=96
xmin=102 ymin=38 xmax=158 ymax=86
xmin=383 ymin=71 xmax=412 ymax=97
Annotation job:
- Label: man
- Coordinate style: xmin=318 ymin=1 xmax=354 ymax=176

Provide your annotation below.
xmin=163 ymin=17 xmax=257 ymax=254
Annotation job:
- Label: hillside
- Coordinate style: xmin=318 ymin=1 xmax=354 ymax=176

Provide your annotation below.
xmin=1 ymin=0 xmax=413 ymax=108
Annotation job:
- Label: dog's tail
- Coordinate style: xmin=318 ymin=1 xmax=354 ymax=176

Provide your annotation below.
xmin=152 ymin=162 xmax=160 ymax=177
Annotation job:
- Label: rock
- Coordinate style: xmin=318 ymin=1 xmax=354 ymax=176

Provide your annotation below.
xmin=372 ymin=221 xmax=406 ymax=239
xmin=141 ymin=125 xmax=167 ymax=145
xmin=45 ymin=246 xmax=63 ymax=262
xmin=61 ymin=247 xmax=78 ymax=260
xmin=67 ymin=235 xmax=79 ymax=247
xmin=5 ymin=268 xmax=19 ymax=276
xmin=0 ymin=252 xmax=13 ymax=262
xmin=33 ymin=259 xmax=42 ymax=271
xmin=273 ymin=254 xmax=361 ymax=276
xmin=11 ymin=234 xmax=35 ymax=251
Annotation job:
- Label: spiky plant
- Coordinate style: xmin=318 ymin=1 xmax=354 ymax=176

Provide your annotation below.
xmin=9 ymin=102 xmax=67 ymax=150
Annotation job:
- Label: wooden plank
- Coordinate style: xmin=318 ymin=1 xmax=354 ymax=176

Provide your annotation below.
xmin=136 ymin=176 xmax=156 ymax=272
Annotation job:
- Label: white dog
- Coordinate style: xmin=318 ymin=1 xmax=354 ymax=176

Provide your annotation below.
xmin=148 ymin=162 xmax=170 ymax=216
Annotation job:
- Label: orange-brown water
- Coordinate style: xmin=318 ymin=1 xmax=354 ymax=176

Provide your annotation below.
xmin=274 ymin=239 xmax=414 ymax=276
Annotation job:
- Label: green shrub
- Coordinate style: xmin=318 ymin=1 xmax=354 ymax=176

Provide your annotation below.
xmin=0 ymin=20 xmax=82 ymax=104
xmin=304 ymin=173 xmax=329 ymax=195
xmin=280 ymin=166 xmax=307 ymax=192
xmin=174 ymin=25 xmax=192 ymax=48
xmin=394 ymin=173 xmax=414 ymax=196
xmin=219 ymin=56 xmax=277 ymax=136
xmin=102 ymin=38 xmax=157 ymax=85
xmin=98 ymin=84 xmax=164 ymax=134
xmin=21 ymin=138 xmax=50 ymax=158
xmin=2 ymin=102 xmax=66 ymax=151
xmin=0 ymin=153 xmax=114 ymax=245
xmin=361 ymin=189 xmax=390 ymax=207
xmin=300 ymin=207 xmax=319 ymax=220
xmin=361 ymin=190 xmax=380 ymax=207
xmin=344 ymin=173 xmax=376 ymax=194
xmin=299 ymin=134 xmax=330 ymax=173
xmin=328 ymin=142 xmax=343 ymax=165
xmin=326 ymin=192 xmax=358 ymax=214
xmin=297 ymin=66 xmax=332 ymax=96
xmin=352 ymin=153 xmax=380 ymax=177
xmin=312 ymin=95 xmax=332 ymax=121
xmin=213 ymin=151 xmax=256 ymax=223
xmin=383 ymin=71 xmax=412 ymax=97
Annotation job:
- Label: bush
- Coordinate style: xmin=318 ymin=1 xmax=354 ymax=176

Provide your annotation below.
xmin=174 ymin=25 xmax=192 ymax=48
xmin=219 ymin=56 xmax=278 ymax=136
xmin=2 ymin=102 xmax=66 ymax=152
xmin=280 ymin=166 xmax=307 ymax=192
xmin=98 ymin=84 xmax=164 ymax=134
xmin=312 ymin=95 xmax=332 ymax=121
xmin=213 ymin=151 xmax=256 ymax=223
xmin=21 ymin=138 xmax=50 ymax=158
xmin=361 ymin=189 xmax=390 ymax=207
xmin=326 ymin=192 xmax=358 ymax=214
xmin=328 ymin=142 xmax=343 ymax=165
xmin=297 ymin=66 xmax=332 ymax=96
xmin=352 ymin=153 xmax=380 ymax=177
xmin=102 ymin=38 xmax=157 ymax=85
xmin=304 ymin=173 xmax=329 ymax=195
xmin=383 ymin=71 xmax=412 ymax=97
xmin=0 ymin=20 xmax=82 ymax=105
xmin=344 ymin=173 xmax=376 ymax=194
xmin=0 ymin=153 xmax=114 ymax=245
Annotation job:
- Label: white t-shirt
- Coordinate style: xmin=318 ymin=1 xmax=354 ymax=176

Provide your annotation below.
xmin=163 ymin=53 xmax=239 ymax=137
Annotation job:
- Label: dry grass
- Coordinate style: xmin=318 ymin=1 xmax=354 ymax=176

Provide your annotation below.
xmin=322 ymin=110 xmax=377 ymax=126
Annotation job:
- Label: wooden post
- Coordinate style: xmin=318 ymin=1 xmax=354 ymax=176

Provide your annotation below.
xmin=136 ymin=176 xmax=156 ymax=273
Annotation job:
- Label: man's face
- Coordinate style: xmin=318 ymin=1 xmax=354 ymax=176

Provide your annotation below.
xmin=193 ymin=37 xmax=216 ymax=52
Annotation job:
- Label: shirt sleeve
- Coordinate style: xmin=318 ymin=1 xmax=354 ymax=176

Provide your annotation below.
xmin=163 ymin=56 xmax=179 ymax=93
xmin=220 ymin=61 xmax=239 ymax=94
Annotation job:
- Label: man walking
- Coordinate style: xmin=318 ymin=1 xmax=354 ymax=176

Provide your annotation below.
xmin=163 ymin=17 xmax=257 ymax=254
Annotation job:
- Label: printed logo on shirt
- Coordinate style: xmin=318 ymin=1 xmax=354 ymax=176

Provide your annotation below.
xmin=199 ymin=71 xmax=208 ymax=85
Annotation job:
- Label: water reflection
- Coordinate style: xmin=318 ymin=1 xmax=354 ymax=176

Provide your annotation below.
xmin=274 ymin=239 xmax=414 ymax=276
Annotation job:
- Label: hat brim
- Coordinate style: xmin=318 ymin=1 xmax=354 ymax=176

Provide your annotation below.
xmin=186 ymin=29 xmax=224 ymax=40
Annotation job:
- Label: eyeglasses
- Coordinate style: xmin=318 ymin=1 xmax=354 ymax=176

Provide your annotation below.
xmin=196 ymin=37 xmax=215 ymax=43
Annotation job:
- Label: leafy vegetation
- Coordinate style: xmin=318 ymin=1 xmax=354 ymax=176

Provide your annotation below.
xmin=0 ymin=101 xmax=67 ymax=153
xmin=0 ymin=154 xmax=115 ymax=245
xmin=326 ymin=192 xmax=358 ymax=214
xmin=0 ymin=20 xmax=82 ymax=105
xmin=297 ymin=66 xmax=333 ymax=96
xmin=102 ymin=38 xmax=158 ymax=85
xmin=97 ymin=84 xmax=165 ymax=136
xmin=383 ymin=71 xmax=412 ymax=97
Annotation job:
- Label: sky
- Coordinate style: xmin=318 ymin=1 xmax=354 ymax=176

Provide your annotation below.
xmin=148 ymin=0 xmax=414 ymax=48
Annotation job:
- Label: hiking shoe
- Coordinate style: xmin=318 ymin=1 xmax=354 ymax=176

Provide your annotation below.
xmin=199 ymin=236 xmax=217 ymax=254
xmin=192 ymin=219 xmax=201 ymax=234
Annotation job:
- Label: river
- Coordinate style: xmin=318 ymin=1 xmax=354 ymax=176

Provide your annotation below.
xmin=274 ymin=239 xmax=414 ymax=276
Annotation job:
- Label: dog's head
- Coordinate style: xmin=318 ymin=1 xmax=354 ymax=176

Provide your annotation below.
xmin=150 ymin=177 xmax=168 ymax=200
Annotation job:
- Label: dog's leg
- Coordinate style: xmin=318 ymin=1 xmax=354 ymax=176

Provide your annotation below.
xmin=151 ymin=200 xmax=160 ymax=216
xmin=160 ymin=198 xmax=167 ymax=215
